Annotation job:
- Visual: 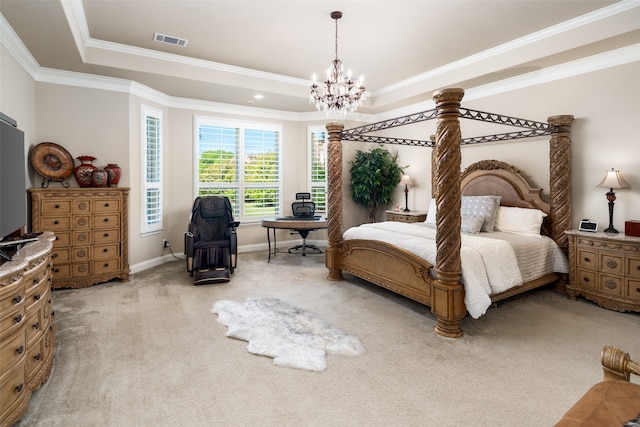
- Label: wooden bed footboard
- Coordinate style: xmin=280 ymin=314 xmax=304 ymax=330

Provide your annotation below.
xmin=330 ymin=239 xmax=435 ymax=306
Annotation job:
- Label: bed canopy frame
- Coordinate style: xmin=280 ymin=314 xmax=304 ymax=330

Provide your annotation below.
xmin=325 ymin=87 xmax=574 ymax=337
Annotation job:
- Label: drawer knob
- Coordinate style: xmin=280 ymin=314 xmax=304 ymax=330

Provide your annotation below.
xmin=32 ymin=322 xmax=40 ymax=330
xmin=582 ymin=277 xmax=590 ymax=283
xmin=14 ymin=314 xmax=23 ymax=324
xmin=15 ymin=383 xmax=24 ymax=394
xmin=34 ymin=277 xmax=40 ymax=284
xmin=52 ymin=253 xmax=58 ymax=259
xmin=54 ymin=268 xmax=59 ymax=273
xmin=16 ymin=345 xmax=24 ymax=355
xmin=604 ymin=280 xmax=617 ymax=289
xmin=637 ymin=266 xmax=640 ymax=271
xmin=583 ymin=257 xmax=590 ymax=262
xmin=54 ymin=204 xmax=60 ymax=209
xmin=103 ymin=248 xmax=108 ymax=253
xmin=605 ymin=259 xmax=617 ymax=269
xmin=103 ymin=218 xmax=109 ymax=222
xmin=103 ymin=233 xmax=109 ymax=237
xmin=13 ymin=295 xmax=23 ymax=304
xmin=54 ymin=220 xmax=59 ymax=225
xmin=34 ymin=293 xmax=41 ymax=301
xmin=105 ymin=203 xmax=110 ymax=207
xmin=34 ymin=353 xmax=42 ymax=361
xmin=104 ymin=263 xmax=109 ymax=267
xmin=636 ymin=287 xmax=640 ymax=293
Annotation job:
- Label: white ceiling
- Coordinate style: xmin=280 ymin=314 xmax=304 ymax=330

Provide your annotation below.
xmin=2 ymin=0 xmax=639 ymax=115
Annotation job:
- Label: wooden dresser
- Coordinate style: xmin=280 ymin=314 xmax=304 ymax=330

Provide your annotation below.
xmin=385 ymin=210 xmax=427 ymax=223
xmin=0 ymin=232 xmax=55 ymax=427
xmin=29 ymin=188 xmax=130 ymax=289
xmin=566 ymin=230 xmax=640 ymax=312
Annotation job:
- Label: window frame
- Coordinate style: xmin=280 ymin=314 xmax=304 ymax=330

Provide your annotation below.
xmin=141 ymin=105 xmax=163 ymax=234
xmin=194 ymin=116 xmax=283 ymax=223
xmin=308 ymin=125 xmax=328 ymax=214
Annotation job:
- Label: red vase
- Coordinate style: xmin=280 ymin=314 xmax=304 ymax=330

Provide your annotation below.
xmin=92 ymin=169 xmax=108 ymax=187
xmin=104 ymin=163 xmax=122 ymax=187
xmin=74 ymin=156 xmax=97 ymax=187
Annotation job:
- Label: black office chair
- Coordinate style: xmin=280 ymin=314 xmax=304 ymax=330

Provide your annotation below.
xmin=185 ymin=196 xmax=239 ymax=285
xmin=288 ymin=192 xmax=322 ymax=256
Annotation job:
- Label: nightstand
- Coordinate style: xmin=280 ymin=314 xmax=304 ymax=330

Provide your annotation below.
xmin=565 ymin=230 xmax=640 ymax=312
xmin=385 ymin=210 xmax=427 ymax=223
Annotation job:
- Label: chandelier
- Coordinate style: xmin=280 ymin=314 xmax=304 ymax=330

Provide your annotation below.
xmin=310 ymin=11 xmax=366 ymax=115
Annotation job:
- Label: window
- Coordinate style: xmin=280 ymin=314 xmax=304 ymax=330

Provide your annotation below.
xmin=308 ymin=126 xmax=327 ymax=213
xmin=195 ymin=117 xmax=281 ymax=221
xmin=141 ymin=106 xmax=163 ymax=234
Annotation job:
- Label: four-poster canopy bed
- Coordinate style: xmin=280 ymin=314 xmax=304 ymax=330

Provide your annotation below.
xmin=324 ymin=87 xmax=574 ymax=338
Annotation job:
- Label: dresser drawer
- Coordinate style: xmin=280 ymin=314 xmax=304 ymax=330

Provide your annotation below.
xmin=0 ymin=282 xmax=24 ymax=315
xmin=72 ymin=247 xmax=90 ymax=262
xmin=93 ymin=229 xmax=120 ymax=244
xmin=52 ymin=231 xmax=71 ymax=247
xmin=0 ymin=359 xmax=27 ymax=416
xmin=41 ymin=216 xmax=71 ymax=231
xmin=0 ymin=306 xmax=25 ymax=340
xmin=42 ymin=200 xmax=71 ymax=215
xmin=94 ymin=199 xmax=120 ymax=213
xmin=93 ymin=259 xmax=121 ymax=275
xmin=72 ymin=262 xmax=91 ymax=277
xmin=576 ymin=248 xmax=597 ymax=271
xmin=25 ymin=309 xmax=43 ymax=346
xmin=598 ymin=273 xmax=624 ymax=296
xmin=94 ymin=213 xmax=120 ymax=229
xmin=92 ymin=244 xmax=120 ymax=260
xmin=51 ymin=263 xmax=71 ymax=279
xmin=575 ymin=269 xmax=596 ymax=290
xmin=26 ymin=338 xmax=45 ymax=382
xmin=0 ymin=329 xmax=26 ymax=372
xmin=51 ymin=247 xmax=71 ymax=263
xmin=627 ymin=258 xmax=640 ymax=279
xmin=73 ymin=230 xmax=91 ymax=246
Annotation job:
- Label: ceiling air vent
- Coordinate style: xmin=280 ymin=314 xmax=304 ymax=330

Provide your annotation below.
xmin=153 ymin=32 xmax=188 ymax=47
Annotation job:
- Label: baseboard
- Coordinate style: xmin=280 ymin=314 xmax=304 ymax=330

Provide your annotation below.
xmin=130 ymin=239 xmax=329 ymax=274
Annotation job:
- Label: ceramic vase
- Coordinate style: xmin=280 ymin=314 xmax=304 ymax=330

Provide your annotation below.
xmin=91 ymin=169 xmax=108 ymax=187
xmin=73 ymin=156 xmax=97 ymax=187
xmin=104 ymin=163 xmax=122 ymax=187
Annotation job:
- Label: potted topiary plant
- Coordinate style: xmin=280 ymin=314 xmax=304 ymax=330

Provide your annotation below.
xmin=349 ymin=146 xmax=405 ymax=222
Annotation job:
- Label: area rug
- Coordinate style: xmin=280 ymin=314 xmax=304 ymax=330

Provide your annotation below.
xmin=212 ymin=298 xmax=364 ymax=372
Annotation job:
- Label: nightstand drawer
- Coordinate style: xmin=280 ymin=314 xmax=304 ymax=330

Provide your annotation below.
xmin=627 ymin=258 xmax=640 ymax=279
xmin=628 ymin=279 xmax=640 ymax=300
xmin=599 ymin=252 xmax=624 ymax=275
xmin=576 ymin=249 xmax=597 ymax=270
xmin=599 ymin=274 xmax=624 ymax=296
xmin=576 ymin=269 xmax=596 ymax=290
xmin=385 ymin=210 xmax=427 ymax=223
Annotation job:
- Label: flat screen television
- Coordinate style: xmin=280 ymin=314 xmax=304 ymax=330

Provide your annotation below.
xmin=0 ymin=117 xmax=27 ymax=241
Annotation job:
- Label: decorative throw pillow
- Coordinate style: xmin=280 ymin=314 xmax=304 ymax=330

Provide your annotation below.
xmin=494 ymin=206 xmax=547 ymax=237
xmin=425 ymin=198 xmax=436 ymax=224
xmin=461 ymin=214 xmax=484 ymax=234
xmin=461 ymin=196 xmax=501 ymax=232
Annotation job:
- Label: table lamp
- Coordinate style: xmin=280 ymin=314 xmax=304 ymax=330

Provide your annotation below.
xmin=596 ymin=168 xmax=629 ymax=234
xmin=400 ymin=175 xmax=413 ymax=212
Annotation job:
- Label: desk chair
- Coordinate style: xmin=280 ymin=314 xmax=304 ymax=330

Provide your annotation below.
xmin=288 ymin=192 xmax=322 ymax=256
xmin=185 ymin=196 xmax=239 ymax=285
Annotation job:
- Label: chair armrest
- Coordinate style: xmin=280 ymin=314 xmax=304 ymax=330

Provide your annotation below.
xmin=228 ymin=221 xmax=240 ymax=229
xmin=601 ymin=346 xmax=640 ymax=382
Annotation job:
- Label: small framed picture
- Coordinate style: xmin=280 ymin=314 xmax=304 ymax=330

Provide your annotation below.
xmin=579 ymin=219 xmax=598 ymax=232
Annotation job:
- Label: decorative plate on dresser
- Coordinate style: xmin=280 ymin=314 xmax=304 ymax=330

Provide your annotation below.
xmin=566 ymin=230 xmax=640 ymax=312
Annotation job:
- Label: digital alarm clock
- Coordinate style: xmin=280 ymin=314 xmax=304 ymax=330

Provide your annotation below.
xmin=578 ymin=219 xmax=598 ymax=232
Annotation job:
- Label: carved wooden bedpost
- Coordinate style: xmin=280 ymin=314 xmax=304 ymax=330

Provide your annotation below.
xmin=548 ymin=115 xmax=574 ymax=252
xmin=325 ymin=122 xmax=345 ymax=281
xmin=431 ymin=88 xmax=466 ymax=338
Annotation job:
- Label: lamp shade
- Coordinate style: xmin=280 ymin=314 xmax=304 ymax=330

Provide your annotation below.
xmin=400 ymin=175 xmax=413 ymax=186
xmin=597 ymin=168 xmax=629 ymax=189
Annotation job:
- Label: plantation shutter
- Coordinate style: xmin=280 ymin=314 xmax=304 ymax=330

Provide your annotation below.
xmin=142 ymin=107 xmax=162 ymax=233
xmin=308 ymin=127 xmax=327 ymax=213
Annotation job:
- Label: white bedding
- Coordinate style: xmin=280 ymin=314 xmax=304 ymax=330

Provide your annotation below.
xmin=342 ymin=221 xmax=568 ymax=319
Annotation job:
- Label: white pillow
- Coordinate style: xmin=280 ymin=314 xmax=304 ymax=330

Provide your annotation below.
xmin=494 ymin=206 xmax=547 ymax=237
xmin=425 ymin=198 xmax=436 ymax=224
xmin=461 ymin=196 xmax=501 ymax=232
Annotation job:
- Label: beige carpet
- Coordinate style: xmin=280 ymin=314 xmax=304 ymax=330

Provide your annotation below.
xmin=15 ymin=250 xmax=640 ymax=426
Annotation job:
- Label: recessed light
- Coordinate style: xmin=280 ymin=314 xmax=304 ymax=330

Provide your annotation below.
xmin=253 ymin=94 xmax=264 ymax=100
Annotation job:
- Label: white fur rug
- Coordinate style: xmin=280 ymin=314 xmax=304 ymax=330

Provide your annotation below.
xmin=212 ymin=298 xmax=364 ymax=372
